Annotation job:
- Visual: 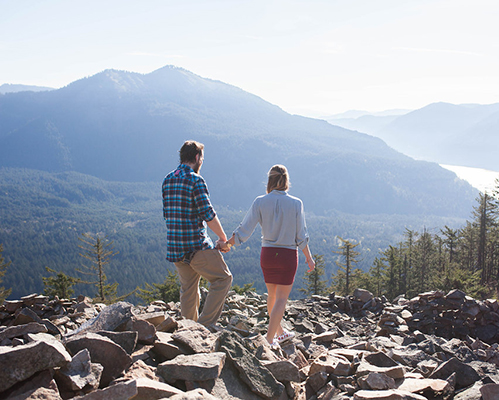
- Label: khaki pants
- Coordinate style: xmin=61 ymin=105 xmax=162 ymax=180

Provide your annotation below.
xmin=174 ymin=249 xmax=232 ymax=326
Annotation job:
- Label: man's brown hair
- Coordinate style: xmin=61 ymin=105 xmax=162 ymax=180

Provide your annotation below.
xmin=179 ymin=140 xmax=204 ymax=164
xmin=267 ymin=164 xmax=290 ymax=193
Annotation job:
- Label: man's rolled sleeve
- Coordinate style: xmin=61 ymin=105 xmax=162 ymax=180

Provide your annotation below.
xmin=193 ymin=179 xmax=216 ymax=222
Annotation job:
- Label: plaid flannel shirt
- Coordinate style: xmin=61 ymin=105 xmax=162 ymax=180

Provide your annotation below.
xmin=162 ymin=164 xmax=216 ymax=262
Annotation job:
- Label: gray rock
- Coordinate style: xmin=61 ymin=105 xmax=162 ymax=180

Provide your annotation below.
xmin=154 ymin=331 xmax=193 ymax=360
xmin=0 ymin=322 xmax=48 ymax=342
xmin=157 ymin=352 xmax=226 ymax=383
xmin=133 ymin=377 xmax=183 ymax=399
xmin=358 ymin=372 xmax=396 ymax=390
xmin=124 ymin=318 xmax=157 ymax=344
xmin=364 ymin=351 xmax=398 ymax=368
xmin=65 ymin=302 xmax=133 ymax=337
xmin=356 ymin=360 xmax=405 ymax=380
xmin=454 ymin=381 xmax=483 ymax=400
xmin=262 ymin=359 xmax=303 ymax=382
xmin=480 ymin=383 xmax=499 ymax=400
xmin=96 ymin=330 xmax=138 ymax=354
xmin=353 ymin=389 xmax=427 ymax=399
xmin=13 ymin=307 xmax=42 ymax=325
xmin=171 ymin=322 xmax=217 ymax=353
xmin=72 ymin=379 xmax=138 ymax=400
xmin=169 ymin=388 xmax=219 ymax=399
xmin=54 ymin=349 xmax=103 ymax=391
xmin=65 ymin=332 xmax=132 ymax=387
xmin=353 ymin=288 xmax=374 ymax=303
xmin=429 ymin=357 xmax=480 ymax=389
xmin=219 ymin=330 xmax=284 ymax=400
xmin=0 ymin=339 xmax=71 ymax=392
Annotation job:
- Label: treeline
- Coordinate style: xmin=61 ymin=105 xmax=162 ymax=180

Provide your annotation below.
xmin=0 ymin=167 xmax=478 ymax=302
xmin=304 ymin=181 xmax=499 ymax=301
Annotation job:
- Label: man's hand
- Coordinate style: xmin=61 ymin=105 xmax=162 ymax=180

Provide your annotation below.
xmin=216 ymin=239 xmax=232 ymax=253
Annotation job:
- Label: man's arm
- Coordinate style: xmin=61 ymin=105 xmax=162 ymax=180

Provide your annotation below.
xmin=206 ymin=215 xmax=228 ymax=243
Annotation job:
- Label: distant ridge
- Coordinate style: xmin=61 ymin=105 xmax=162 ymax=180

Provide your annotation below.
xmin=328 ymin=102 xmax=499 ymax=171
xmin=0 ymin=83 xmax=54 ymax=94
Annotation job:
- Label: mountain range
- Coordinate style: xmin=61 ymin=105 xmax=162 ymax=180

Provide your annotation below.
xmin=326 ymin=103 xmax=499 ymax=171
xmin=0 ymin=66 xmax=477 ymax=217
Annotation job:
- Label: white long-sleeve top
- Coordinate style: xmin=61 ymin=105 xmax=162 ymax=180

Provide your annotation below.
xmin=232 ymin=190 xmax=309 ymax=250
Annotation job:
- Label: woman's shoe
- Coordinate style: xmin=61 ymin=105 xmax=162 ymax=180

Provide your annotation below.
xmin=269 ymin=339 xmax=281 ymax=350
xmin=276 ymin=329 xmax=295 ymax=344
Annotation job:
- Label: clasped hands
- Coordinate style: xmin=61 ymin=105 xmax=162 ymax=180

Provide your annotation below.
xmin=216 ymin=235 xmax=235 ymax=253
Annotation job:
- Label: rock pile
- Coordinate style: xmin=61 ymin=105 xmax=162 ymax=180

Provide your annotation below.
xmin=1 ymin=288 xmax=499 ymax=399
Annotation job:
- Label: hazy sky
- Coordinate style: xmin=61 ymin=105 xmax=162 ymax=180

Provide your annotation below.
xmin=1 ymin=0 xmax=498 ymax=116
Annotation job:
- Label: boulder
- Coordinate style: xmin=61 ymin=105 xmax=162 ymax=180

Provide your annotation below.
xmin=157 ymin=352 xmax=226 ymax=383
xmin=0 ymin=339 xmax=71 ymax=392
xmin=64 ymin=332 xmax=132 ymax=387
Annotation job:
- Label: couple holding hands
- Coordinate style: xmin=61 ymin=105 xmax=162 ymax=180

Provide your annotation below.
xmin=162 ymin=140 xmax=315 ymax=348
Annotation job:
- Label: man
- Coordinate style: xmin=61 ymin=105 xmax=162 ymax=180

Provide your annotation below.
xmin=162 ymin=140 xmax=232 ymax=327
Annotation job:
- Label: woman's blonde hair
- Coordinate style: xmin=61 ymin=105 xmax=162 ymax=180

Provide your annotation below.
xmin=266 ymin=165 xmax=290 ymax=193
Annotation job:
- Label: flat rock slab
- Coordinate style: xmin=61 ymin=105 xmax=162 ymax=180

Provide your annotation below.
xmin=0 ymin=339 xmax=71 ymax=392
xmin=171 ymin=323 xmax=216 ymax=353
xmin=133 ymin=377 xmax=183 ymax=400
xmin=157 ymin=352 xmax=226 ymax=383
xmin=353 ymin=389 xmax=427 ymax=400
xmin=0 ymin=322 xmax=48 ymax=342
xmin=65 ymin=302 xmax=133 ymax=337
xmin=356 ymin=361 xmax=405 ymax=380
xmin=72 ymin=380 xmax=137 ymax=400
xmin=397 ymin=377 xmax=450 ymax=394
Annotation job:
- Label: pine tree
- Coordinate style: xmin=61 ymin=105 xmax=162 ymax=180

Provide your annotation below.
xmin=380 ymin=245 xmax=401 ymax=300
xmin=368 ymin=257 xmax=384 ymax=297
xmin=43 ymin=267 xmax=81 ymax=299
xmin=78 ymin=233 xmax=119 ymax=303
xmin=0 ymin=244 xmax=12 ymax=304
xmin=300 ymin=254 xmax=328 ymax=297
xmin=332 ymin=237 xmax=361 ymax=296
xmin=137 ymin=270 xmax=180 ymax=304
xmin=472 ymin=192 xmax=498 ymax=284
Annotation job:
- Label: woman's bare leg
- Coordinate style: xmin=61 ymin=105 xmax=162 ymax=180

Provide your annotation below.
xmin=265 ymin=283 xmax=293 ymax=344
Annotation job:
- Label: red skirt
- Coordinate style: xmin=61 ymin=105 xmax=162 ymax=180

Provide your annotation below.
xmin=260 ymin=247 xmax=298 ymax=285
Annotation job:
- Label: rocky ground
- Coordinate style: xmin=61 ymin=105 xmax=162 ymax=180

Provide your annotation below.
xmin=1 ymin=287 xmax=499 ymax=399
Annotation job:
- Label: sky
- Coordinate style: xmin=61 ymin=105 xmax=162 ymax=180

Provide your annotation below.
xmin=1 ymin=0 xmax=499 ymax=117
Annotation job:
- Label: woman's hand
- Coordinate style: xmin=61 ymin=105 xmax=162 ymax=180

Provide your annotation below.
xmin=306 ymin=257 xmax=315 ymax=272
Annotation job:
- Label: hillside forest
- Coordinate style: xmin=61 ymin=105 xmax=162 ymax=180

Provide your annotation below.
xmin=0 ymin=168 xmax=497 ymax=304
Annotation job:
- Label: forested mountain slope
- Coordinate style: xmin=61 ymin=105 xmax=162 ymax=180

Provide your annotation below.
xmin=0 ymin=66 xmax=477 ymax=216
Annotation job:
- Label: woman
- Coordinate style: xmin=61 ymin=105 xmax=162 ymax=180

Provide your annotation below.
xmin=227 ymin=165 xmax=315 ymax=347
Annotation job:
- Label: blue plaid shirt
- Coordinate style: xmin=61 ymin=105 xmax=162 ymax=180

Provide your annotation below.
xmin=162 ymin=164 xmax=216 ymax=262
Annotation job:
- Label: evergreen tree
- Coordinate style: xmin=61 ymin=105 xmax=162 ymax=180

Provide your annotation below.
xmin=299 ymin=254 xmax=328 ymax=297
xmin=137 ymin=270 xmax=180 ymax=304
xmin=368 ymin=257 xmax=384 ymax=297
xmin=403 ymin=228 xmax=417 ymax=297
xmin=332 ymin=237 xmax=361 ymax=296
xmin=232 ymin=282 xmax=256 ymax=295
xmin=441 ymin=226 xmax=458 ymax=265
xmin=78 ymin=233 xmax=119 ymax=303
xmin=472 ymin=192 xmax=498 ymax=284
xmin=0 ymin=244 xmax=12 ymax=304
xmin=43 ymin=267 xmax=81 ymax=299
xmin=412 ymin=227 xmax=436 ymax=294
xmin=380 ymin=245 xmax=401 ymax=300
